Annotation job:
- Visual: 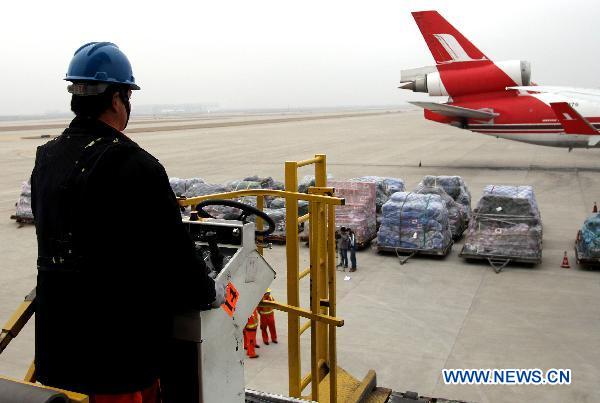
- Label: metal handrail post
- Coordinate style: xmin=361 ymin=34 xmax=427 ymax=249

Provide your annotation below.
xmin=284 ymin=161 xmax=301 ymax=397
xmin=313 ymin=154 xmax=330 ymax=385
xmin=256 ymin=195 xmax=264 ymax=255
xmin=327 ymin=202 xmax=338 ymax=403
xmin=308 ymin=198 xmax=320 ymax=401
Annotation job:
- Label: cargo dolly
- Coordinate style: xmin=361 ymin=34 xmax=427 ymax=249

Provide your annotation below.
xmin=459 ymin=250 xmax=541 ymax=273
xmin=378 ymin=241 xmax=453 ymax=265
xmin=574 ymin=234 xmax=600 ymax=268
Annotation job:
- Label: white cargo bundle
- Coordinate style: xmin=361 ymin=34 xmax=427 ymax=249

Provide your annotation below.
xmin=482 ymin=185 xmax=539 ymax=217
xmin=12 ymin=180 xmax=34 ymax=223
xmin=420 ymin=175 xmax=472 ymax=220
xmin=461 ymin=185 xmax=543 ymax=269
xmin=414 ymin=184 xmax=467 ymax=240
xmin=328 ymin=180 xmax=377 ymax=246
xmin=169 ymin=177 xmax=205 ymax=197
xmin=377 ymin=192 xmax=452 ymax=251
xmin=349 ymin=176 xmax=405 ymax=212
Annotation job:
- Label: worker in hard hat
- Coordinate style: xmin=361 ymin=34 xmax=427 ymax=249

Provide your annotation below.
xmin=258 ymin=288 xmax=278 ymax=345
xmin=244 ymin=309 xmax=260 ymax=358
xmin=30 ymin=42 xmax=225 ymax=402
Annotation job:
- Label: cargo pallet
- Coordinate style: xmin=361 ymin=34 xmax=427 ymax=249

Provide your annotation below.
xmin=9 ymin=215 xmax=34 ymax=225
xmin=574 ymin=241 xmax=600 ymax=267
xmin=264 ymin=234 xmax=287 ymax=244
xmin=377 ymin=241 xmax=453 ymax=265
xmin=459 ymin=249 xmax=541 ymax=273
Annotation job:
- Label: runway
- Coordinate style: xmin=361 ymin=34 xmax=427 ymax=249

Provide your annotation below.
xmin=0 ymin=109 xmax=599 ymax=402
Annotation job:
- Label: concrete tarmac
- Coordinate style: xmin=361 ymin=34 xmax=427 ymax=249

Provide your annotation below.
xmin=1 ymin=110 xmax=599 ymax=402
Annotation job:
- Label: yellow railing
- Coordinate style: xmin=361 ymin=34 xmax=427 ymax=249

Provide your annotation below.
xmin=284 ymin=154 xmax=340 ymax=402
xmin=180 ymin=154 xmax=345 ymax=401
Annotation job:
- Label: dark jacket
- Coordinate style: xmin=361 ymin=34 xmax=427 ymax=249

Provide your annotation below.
xmin=340 ymin=233 xmax=350 ymax=250
xmin=31 ymin=117 xmax=216 ymax=394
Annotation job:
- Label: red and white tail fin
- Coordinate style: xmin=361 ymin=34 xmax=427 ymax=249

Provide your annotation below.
xmin=412 ymin=10 xmax=488 ymax=64
xmin=408 ymin=10 xmax=522 ymax=98
xmin=550 ymin=102 xmax=598 ymax=135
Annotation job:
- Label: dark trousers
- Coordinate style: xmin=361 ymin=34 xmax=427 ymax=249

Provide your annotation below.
xmin=350 ymin=248 xmax=356 ymax=269
xmin=340 ymin=248 xmax=348 ymax=267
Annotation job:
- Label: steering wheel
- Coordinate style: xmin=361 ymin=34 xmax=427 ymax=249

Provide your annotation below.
xmin=194 ymin=199 xmax=276 ymax=237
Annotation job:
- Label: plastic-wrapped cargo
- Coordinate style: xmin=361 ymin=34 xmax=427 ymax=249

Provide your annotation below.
xmin=420 ymin=175 xmax=471 ymax=220
xmin=349 ymin=176 xmax=405 ymax=212
xmin=169 ymin=177 xmax=205 ymax=197
xmin=298 ymin=175 xmax=316 ymax=194
xmin=328 ymin=180 xmax=377 ymax=246
xmin=461 ymin=191 xmax=542 ymax=261
xmin=242 ymin=175 xmax=284 ymax=191
xmin=242 ymin=207 xmax=303 ymax=241
xmin=184 ymin=182 xmax=228 ymax=198
xmin=268 ymin=198 xmax=309 ymax=216
xmin=227 ymin=175 xmax=285 ymax=207
xmin=196 ymin=196 xmax=258 ymax=220
xmin=482 ymin=185 xmax=539 ymax=217
xmin=225 ymin=175 xmax=284 ymax=192
xmin=377 ymin=192 xmax=452 ymax=251
xmin=225 ymin=179 xmax=262 ymax=191
xmin=578 ymin=213 xmax=600 ymax=259
xmin=414 ymin=185 xmax=466 ymax=239
xmin=261 ymin=208 xmax=287 ymax=239
xmin=268 ymin=198 xmax=285 ymax=209
xmin=13 ymin=180 xmax=34 ymax=223
xmin=298 ymin=174 xmax=333 ymax=193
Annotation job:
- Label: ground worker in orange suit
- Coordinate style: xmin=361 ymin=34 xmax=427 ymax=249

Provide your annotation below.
xmin=243 ymin=309 xmax=260 ymax=358
xmin=258 ymin=288 xmax=278 ymax=345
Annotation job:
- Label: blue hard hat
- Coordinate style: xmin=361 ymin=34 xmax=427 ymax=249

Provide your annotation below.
xmin=65 ymin=42 xmax=140 ymax=90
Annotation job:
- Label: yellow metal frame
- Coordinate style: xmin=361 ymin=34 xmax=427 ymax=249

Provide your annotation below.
xmin=0 ymin=289 xmax=35 ymax=357
xmin=180 ymin=154 xmax=345 ymax=401
xmin=0 ymin=376 xmax=89 ymax=403
xmin=284 ymin=155 xmax=340 ymax=401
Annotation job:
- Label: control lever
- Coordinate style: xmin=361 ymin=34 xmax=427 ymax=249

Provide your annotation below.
xmin=205 ymin=231 xmax=224 ymax=272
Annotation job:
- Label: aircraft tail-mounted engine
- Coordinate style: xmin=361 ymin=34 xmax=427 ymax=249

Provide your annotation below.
xmin=400 ymin=60 xmax=531 ymax=97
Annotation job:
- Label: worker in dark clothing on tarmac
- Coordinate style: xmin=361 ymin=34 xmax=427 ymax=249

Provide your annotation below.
xmin=31 ymin=42 xmax=224 ymax=403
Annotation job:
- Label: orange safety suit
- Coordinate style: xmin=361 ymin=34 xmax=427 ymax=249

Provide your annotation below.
xmin=258 ymin=293 xmax=277 ymax=345
xmin=243 ymin=309 xmax=260 ymax=358
xmin=89 ymin=379 xmax=160 ymax=403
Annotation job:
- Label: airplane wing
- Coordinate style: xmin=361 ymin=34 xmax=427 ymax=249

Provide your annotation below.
xmin=409 ymin=101 xmax=498 ymax=119
xmin=550 ymin=102 xmax=600 ymax=146
xmin=509 ymin=85 xmax=600 ymax=100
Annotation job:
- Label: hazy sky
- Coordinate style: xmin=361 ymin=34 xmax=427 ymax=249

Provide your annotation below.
xmin=2 ymin=0 xmax=599 ymax=116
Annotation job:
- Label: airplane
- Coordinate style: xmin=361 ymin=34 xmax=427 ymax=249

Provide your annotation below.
xmin=400 ymin=10 xmax=600 ymax=150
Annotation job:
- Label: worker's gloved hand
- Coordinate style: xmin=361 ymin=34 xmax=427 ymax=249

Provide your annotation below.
xmin=212 ymin=281 xmax=226 ymax=308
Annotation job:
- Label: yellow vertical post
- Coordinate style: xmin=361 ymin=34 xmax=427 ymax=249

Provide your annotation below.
xmin=285 ymin=161 xmax=301 ymax=397
xmin=24 ymin=361 xmax=36 ymax=383
xmin=256 ymin=195 xmax=264 ymax=256
xmin=327 ymin=201 xmax=338 ymax=403
xmin=314 ymin=154 xmax=330 ymax=377
xmin=314 ymin=154 xmax=327 ymax=188
xmin=317 ymin=199 xmax=329 ymax=373
xmin=308 ymin=199 xmax=320 ymax=401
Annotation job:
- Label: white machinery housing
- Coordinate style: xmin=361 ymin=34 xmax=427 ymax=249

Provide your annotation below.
xmin=162 ymin=218 xmax=276 ymax=403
